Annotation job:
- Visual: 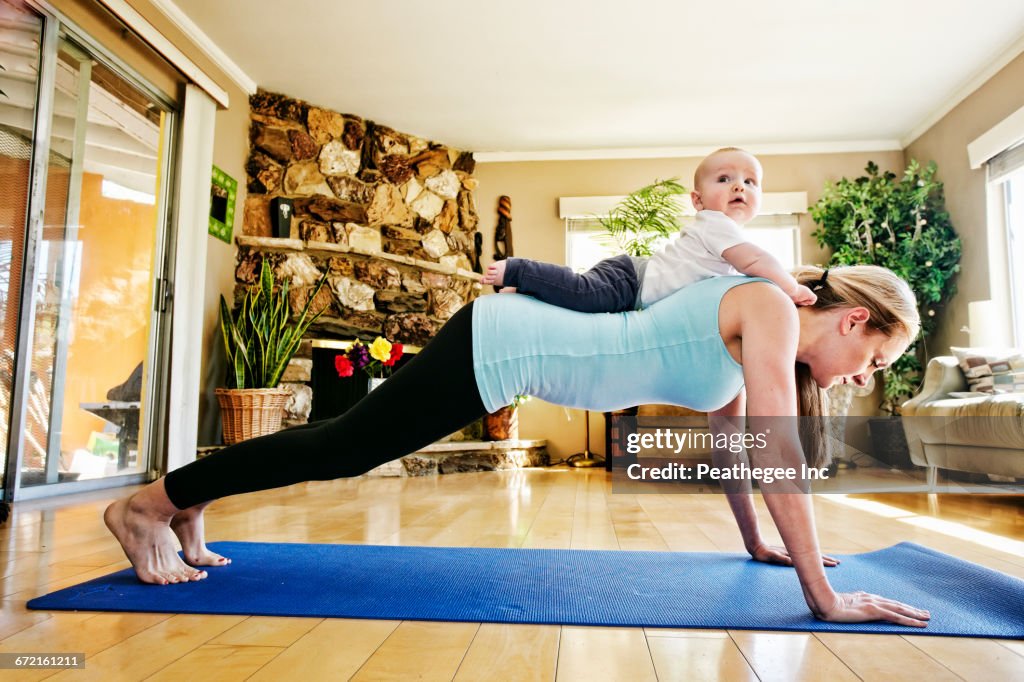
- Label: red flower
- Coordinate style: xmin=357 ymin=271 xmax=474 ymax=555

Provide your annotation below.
xmin=334 ymin=354 xmax=353 ymax=378
xmin=383 ymin=343 xmax=404 ymax=367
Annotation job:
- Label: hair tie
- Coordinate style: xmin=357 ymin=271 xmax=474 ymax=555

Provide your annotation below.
xmin=812 ymin=269 xmax=830 ymax=291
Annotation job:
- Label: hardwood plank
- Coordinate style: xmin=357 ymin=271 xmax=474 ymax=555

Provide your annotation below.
xmin=815 ymin=632 xmax=961 ymax=681
xmin=555 ymin=626 xmax=657 ymax=681
xmin=647 ymin=634 xmax=758 ymax=681
xmin=208 ymin=616 xmax=321 ymax=647
xmin=903 ymin=635 xmax=1024 ymax=680
xmin=146 ymin=643 xmax=282 ymax=681
xmin=454 ymin=623 xmax=559 ymax=681
xmin=521 ymin=475 xmax=577 ymax=549
xmin=248 ymin=619 xmax=399 ymax=681
xmin=350 ymin=620 xmax=479 ymax=681
xmin=645 ymin=627 xmax=730 ymax=638
xmin=729 ymin=631 xmax=860 ymax=682
xmin=48 ymin=614 xmax=245 ymax=681
xmin=0 ymin=611 xmax=171 ymax=682
xmin=0 ymin=599 xmax=52 ymax=640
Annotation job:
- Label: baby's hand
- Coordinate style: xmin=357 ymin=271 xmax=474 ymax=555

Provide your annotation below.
xmin=790 ymin=285 xmax=818 ymax=306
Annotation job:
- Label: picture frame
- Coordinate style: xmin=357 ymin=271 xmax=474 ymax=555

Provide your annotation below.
xmin=209 ymin=165 xmax=237 ymax=243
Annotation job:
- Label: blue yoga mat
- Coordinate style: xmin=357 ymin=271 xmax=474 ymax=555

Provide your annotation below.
xmin=27 ymin=541 xmax=1024 ymax=637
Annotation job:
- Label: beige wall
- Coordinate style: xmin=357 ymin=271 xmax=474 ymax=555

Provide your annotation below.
xmin=905 ymin=50 xmax=1024 ymax=356
xmin=54 ymin=0 xmax=250 ymax=446
xmin=473 ymin=150 xmax=905 ymax=458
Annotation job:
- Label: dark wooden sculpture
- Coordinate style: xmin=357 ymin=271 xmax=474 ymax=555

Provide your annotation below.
xmin=495 ymin=195 xmax=513 ymax=260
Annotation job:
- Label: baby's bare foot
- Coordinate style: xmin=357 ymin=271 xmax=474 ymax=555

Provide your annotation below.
xmin=481 ymin=261 xmax=507 ymax=286
xmin=499 ymin=286 xmax=517 ymax=294
xmin=170 ymin=506 xmax=231 ymax=567
xmin=104 ymin=497 xmax=207 ymax=585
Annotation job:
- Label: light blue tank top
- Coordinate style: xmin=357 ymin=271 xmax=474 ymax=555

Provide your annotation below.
xmin=471 ymin=275 xmax=773 ymax=413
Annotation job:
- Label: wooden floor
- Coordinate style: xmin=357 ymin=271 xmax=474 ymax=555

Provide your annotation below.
xmin=0 ymin=468 xmax=1022 ymax=681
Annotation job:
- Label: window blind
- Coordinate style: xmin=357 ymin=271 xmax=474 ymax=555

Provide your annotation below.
xmin=988 ymin=141 xmax=1024 ymax=185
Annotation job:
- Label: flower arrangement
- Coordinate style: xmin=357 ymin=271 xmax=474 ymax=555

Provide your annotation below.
xmin=334 ymin=336 xmax=404 ymax=380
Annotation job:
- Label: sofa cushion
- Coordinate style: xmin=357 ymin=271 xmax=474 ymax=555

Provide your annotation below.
xmin=910 ymin=393 xmax=1024 ymax=448
xmin=950 ymin=347 xmax=1024 ymax=394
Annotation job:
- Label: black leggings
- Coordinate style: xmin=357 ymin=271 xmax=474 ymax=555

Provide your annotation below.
xmin=163 ymin=301 xmax=487 ymax=510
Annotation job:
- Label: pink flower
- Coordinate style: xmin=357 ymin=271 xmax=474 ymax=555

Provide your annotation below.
xmin=334 ymin=354 xmax=353 ymax=378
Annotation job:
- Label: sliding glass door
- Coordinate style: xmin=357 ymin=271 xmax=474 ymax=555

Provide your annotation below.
xmin=0 ymin=0 xmax=176 ymax=498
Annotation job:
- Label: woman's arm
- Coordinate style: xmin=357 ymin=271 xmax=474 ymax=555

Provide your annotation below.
xmin=708 ymin=390 xmax=839 ymax=567
xmin=707 ymin=391 xmax=762 ymax=552
xmin=736 ymin=284 xmax=929 ymax=626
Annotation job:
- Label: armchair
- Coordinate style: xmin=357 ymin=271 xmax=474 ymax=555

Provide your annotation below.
xmin=902 ymin=356 xmax=1024 ymax=486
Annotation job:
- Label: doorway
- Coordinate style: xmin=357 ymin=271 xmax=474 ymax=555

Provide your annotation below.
xmin=0 ymin=0 xmax=176 ymax=499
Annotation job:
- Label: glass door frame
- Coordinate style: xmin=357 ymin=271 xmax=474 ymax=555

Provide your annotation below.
xmin=4 ymin=0 xmax=179 ymax=501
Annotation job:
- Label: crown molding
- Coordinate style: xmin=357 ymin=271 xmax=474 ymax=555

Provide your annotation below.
xmin=901 ymin=31 xmax=1024 ymax=148
xmin=148 ymin=0 xmax=257 ymax=95
xmin=475 ymin=140 xmax=903 ymax=163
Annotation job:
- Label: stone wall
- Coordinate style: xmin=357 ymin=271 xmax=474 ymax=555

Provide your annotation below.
xmin=240 ymin=90 xmax=482 ymax=343
xmin=236 ymin=90 xmax=483 ymax=424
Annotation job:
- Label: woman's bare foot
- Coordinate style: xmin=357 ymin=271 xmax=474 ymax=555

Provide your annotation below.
xmin=104 ymin=495 xmax=207 ymax=585
xmin=170 ymin=504 xmax=231 ymax=567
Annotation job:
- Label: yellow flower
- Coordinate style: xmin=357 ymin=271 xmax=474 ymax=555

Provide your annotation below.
xmin=369 ymin=337 xmax=392 ymax=363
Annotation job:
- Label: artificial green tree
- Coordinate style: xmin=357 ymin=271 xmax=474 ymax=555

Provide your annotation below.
xmin=810 ymin=160 xmax=961 ymax=414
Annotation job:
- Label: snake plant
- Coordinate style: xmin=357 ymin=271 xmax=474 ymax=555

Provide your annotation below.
xmin=219 ymin=259 xmax=328 ymax=389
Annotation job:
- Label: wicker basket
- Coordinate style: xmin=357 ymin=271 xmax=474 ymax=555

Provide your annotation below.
xmin=215 ymin=387 xmax=291 ymax=445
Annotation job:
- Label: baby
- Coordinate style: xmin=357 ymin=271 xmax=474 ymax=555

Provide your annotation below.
xmin=482 ymin=147 xmax=816 ymax=312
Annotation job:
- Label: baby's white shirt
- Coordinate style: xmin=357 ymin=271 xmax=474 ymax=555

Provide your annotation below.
xmin=638 ymin=210 xmax=747 ymax=307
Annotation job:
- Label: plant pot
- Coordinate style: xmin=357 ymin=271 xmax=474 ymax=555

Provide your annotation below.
xmin=868 ymin=416 xmax=913 ymax=469
xmin=483 ymin=405 xmax=519 ymax=441
xmin=216 ymin=387 xmax=291 ymax=445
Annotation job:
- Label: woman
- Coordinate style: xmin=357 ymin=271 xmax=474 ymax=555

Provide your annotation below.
xmin=105 ymin=265 xmax=930 ymax=627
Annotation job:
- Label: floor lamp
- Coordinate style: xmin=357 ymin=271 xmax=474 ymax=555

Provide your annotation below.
xmin=568 ymin=410 xmax=602 ymax=468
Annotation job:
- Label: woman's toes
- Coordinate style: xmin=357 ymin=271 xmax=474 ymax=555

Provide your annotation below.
xmin=140 ymin=569 xmax=168 ymax=585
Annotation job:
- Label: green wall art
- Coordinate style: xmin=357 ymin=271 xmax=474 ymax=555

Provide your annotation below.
xmin=209 ymin=165 xmax=237 ymax=243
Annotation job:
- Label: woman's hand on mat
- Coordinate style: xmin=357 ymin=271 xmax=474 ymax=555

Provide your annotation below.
xmin=749 ymin=542 xmax=839 ymax=567
xmin=818 ymin=592 xmax=931 ymax=627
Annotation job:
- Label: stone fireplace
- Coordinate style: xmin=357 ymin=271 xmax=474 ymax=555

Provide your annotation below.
xmin=226 ymin=90 xmax=548 ymax=473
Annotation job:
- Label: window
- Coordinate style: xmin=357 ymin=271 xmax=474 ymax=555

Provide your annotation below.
xmin=1005 ymin=172 xmax=1024 ymax=345
xmin=988 ymin=142 xmax=1024 ymax=346
xmin=565 ymin=211 xmax=802 ymax=273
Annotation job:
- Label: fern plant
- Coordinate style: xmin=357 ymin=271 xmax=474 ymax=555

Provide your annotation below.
xmin=598 ymin=178 xmax=688 ymax=257
xmin=219 ymin=259 xmax=328 ymax=389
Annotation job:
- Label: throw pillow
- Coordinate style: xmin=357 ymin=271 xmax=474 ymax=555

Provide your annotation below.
xmin=950 ymin=347 xmax=1024 ymax=394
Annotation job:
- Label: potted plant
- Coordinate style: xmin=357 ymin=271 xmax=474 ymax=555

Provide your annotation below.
xmin=597 ymin=178 xmax=688 ymax=256
xmin=484 ymin=394 xmax=530 ymax=441
xmin=810 ymin=160 xmax=961 ymax=467
xmin=217 ymin=259 xmax=328 ymax=444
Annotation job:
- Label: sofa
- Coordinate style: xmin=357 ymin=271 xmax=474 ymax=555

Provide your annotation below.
xmin=902 ymin=356 xmax=1024 ymax=486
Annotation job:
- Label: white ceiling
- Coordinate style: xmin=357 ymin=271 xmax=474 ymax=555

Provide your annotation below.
xmin=164 ymin=0 xmax=1024 ymax=156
